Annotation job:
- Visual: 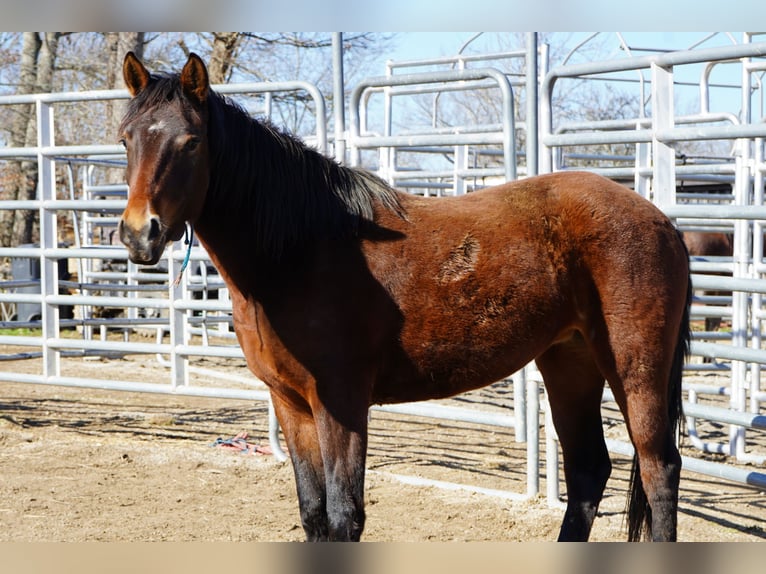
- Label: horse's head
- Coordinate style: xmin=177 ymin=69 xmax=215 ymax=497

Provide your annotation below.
xmin=118 ymin=52 xmax=211 ymax=265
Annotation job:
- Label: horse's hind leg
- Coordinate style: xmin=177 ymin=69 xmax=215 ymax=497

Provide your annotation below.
xmin=592 ymin=316 xmax=684 ymax=541
xmin=610 ymin=380 xmax=681 ymax=541
xmin=536 ymin=335 xmax=611 ymax=541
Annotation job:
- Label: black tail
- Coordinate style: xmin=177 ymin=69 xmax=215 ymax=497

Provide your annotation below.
xmin=626 ymin=236 xmax=691 ymax=541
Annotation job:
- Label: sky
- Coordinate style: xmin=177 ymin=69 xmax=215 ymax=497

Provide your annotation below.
xmin=0 ymin=0 xmax=760 ymax=35
xmin=374 ymin=32 xmax=755 ymax=118
xmin=385 ymin=32 xmax=751 ymax=72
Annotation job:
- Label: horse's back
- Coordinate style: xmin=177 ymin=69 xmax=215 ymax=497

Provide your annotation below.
xmin=384 ymin=170 xmax=688 ymax=294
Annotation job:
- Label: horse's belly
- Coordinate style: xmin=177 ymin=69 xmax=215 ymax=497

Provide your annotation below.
xmin=372 ymin=314 xmax=559 ymax=404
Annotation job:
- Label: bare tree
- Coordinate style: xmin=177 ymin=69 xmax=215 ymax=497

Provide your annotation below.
xmin=206 ymin=33 xmax=242 ymax=84
xmin=105 ymin=33 xmax=145 ymax=131
xmin=171 ymin=33 xmax=393 ymax=135
xmin=0 ymin=32 xmax=61 ymax=248
xmin=102 ymin=33 xmax=146 ymax=185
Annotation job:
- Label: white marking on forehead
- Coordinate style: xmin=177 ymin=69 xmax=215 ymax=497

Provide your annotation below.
xmin=148 ymin=120 xmax=166 ymax=133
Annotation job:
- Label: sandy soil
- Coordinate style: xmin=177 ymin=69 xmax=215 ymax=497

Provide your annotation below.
xmin=0 ymin=350 xmax=765 ymax=542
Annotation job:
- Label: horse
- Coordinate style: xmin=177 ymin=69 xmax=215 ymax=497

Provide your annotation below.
xmin=682 ymin=231 xmax=733 ymax=333
xmin=117 ymin=52 xmax=692 ymax=542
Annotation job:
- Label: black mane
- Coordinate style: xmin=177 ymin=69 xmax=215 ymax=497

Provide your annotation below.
xmin=206 ymin=91 xmax=406 ymax=257
xmin=124 ymin=72 xmax=405 ymax=259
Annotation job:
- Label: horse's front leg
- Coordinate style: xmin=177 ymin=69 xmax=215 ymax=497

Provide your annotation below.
xmin=313 ymin=402 xmax=369 ymax=541
xmin=271 ymin=388 xmax=369 ymax=541
xmin=270 ymin=391 xmax=329 ymax=541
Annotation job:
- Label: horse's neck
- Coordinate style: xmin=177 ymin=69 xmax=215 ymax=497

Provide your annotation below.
xmin=194 ymin=220 xmax=256 ymax=293
xmin=195 ymin=212 xmax=298 ymax=293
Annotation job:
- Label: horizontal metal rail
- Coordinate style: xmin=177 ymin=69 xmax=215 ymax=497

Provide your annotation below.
xmin=3 ymin=41 xmax=766 ymax=513
xmin=605 ymin=438 xmax=766 ymax=489
xmin=349 ymin=67 xmax=517 ymax=182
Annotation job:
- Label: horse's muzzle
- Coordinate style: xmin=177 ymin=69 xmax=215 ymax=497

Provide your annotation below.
xmin=118 ymin=215 xmax=167 ymax=265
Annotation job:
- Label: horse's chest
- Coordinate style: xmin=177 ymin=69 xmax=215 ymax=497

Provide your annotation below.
xmin=228 ymin=295 xmax=291 ymax=384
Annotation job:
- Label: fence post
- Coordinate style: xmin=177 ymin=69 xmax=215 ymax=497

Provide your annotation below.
xmin=731 ymin=153 xmax=752 ymax=459
xmin=526 ymin=365 xmax=540 ymax=497
xmin=526 ymin=32 xmax=539 ymax=178
xmin=168 ymin=237 xmax=188 ymax=388
xmin=651 ymin=62 xmax=676 ymax=208
xmin=37 ymin=99 xmax=59 ymax=379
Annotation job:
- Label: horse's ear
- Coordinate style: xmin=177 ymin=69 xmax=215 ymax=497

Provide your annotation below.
xmin=123 ymin=52 xmax=150 ymax=97
xmin=180 ymin=53 xmax=209 ymax=105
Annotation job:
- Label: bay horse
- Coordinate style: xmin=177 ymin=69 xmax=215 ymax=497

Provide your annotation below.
xmin=682 ymin=231 xmax=733 ymax=333
xmin=117 ymin=52 xmax=691 ymax=542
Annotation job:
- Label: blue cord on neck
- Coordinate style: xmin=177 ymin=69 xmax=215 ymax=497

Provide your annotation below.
xmin=173 ymin=224 xmax=194 ymax=287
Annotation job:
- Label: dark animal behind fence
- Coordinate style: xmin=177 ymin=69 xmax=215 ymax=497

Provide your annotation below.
xmin=682 ymin=231 xmax=732 ymax=333
xmin=117 ymin=52 xmax=692 ymax=542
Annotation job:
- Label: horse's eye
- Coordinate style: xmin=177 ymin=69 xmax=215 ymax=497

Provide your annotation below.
xmin=182 ymin=135 xmax=201 ymax=151
xmin=118 ymin=138 xmax=127 ymax=149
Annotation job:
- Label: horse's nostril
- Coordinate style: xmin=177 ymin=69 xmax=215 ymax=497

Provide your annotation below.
xmin=147 ymin=216 xmax=161 ymax=241
xmin=118 ymin=219 xmax=129 ymax=244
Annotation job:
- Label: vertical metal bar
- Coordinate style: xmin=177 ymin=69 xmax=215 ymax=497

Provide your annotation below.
xmin=37 ymin=99 xmax=59 ymax=379
xmin=168 ymin=241 xmax=187 ymax=388
xmin=268 ymin=399 xmax=288 ymax=462
xmin=526 ymin=365 xmax=540 ymax=497
xmin=80 ymin=165 xmax=93 ymax=342
xmin=735 ymin=42 xmax=754 ymax=458
xmin=731 ymin=154 xmax=751 ymax=459
xmin=382 ymin=62 xmax=394 ymax=183
xmin=544 ymin=391 xmax=560 ymax=506
xmin=454 ymin=144 xmax=466 ymax=195
xmin=332 ymin=32 xmax=346 ymax=165
xmin=539 ymin=53 xmax=554 ymax=174
xmin=502 ymin=80 xmax=517 ymax=182
xmin=512 ymin=369 xmax=526 ymax=443
xmin=752 ymin=137 xmax=764 ymax=416
xmin=525 ymin=32 xmax=539 ymax=178
xmin=126 ymin=260 xmax=139 ymax=323
xmin=379 ymin=78 xmax=393 ymax=185
xmin=651 ymin=63 xmax=676 ymax=208
xmin=634 ymin=136 xmax=651 ymax=199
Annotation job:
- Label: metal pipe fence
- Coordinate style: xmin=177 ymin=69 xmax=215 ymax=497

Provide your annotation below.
xmin=0 ymin=80 xmax=329 ymax=463
xmin=2 ymin=35 xmax=766 ymax=514
xmin=540 ymin=34 xmax=766 ymax=499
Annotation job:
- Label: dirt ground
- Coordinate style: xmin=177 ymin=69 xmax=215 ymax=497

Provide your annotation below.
xmin=1 ymin=350 xmax=765 ymax=542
